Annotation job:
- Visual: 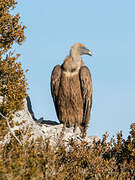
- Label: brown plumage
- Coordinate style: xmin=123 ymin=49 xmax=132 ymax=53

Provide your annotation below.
xmin=51 ymin=43 xmax=93 ymax=135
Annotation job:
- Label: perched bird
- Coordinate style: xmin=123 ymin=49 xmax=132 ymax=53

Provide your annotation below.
xmin=51 ymin=43 xmax=93 ymax=135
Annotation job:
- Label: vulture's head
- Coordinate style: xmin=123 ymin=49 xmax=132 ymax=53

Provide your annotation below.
xmin=70 ymin=43 xmax=92 ymax=57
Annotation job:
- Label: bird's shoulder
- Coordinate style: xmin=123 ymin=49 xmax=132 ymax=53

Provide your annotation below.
xmin=80 ymin=65 xmax=91 ymax=76
xmin=79 ymin=66 xmax=92 ymax=86
xmin=51 ymin=64 xmax=61 ymax=81
xmin=52 ymin=64 xmax=61 ymax=71
xmin=52 ymin=64 xmax=61 ymax=74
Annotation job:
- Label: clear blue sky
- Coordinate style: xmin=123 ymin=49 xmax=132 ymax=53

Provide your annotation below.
xmin=15 ymin=1 xmax=135 ymax=138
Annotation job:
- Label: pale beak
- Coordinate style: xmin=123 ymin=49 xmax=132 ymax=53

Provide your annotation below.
xmin=79 ymin=47 xmax=93 ymax=56
xmin=88 ymin=50 xmax=92 ymax=56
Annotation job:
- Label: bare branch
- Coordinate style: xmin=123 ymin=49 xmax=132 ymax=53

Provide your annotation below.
xmin=0 ymin=112 xmax=23 ymax=146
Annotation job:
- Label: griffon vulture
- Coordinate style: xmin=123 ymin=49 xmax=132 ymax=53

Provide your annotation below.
xmin=51 ymin=43 xmax=93 ymax=135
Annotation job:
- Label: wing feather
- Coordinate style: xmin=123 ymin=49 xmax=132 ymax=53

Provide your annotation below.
xmin=79 ymin=66 xmax=92 ymax=131
xmin=50 ymin=65 xmax=61 ymax=118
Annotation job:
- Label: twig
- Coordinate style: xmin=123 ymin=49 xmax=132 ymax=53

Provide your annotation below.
xmin=0 ymin=112 xmax=23 ymax=146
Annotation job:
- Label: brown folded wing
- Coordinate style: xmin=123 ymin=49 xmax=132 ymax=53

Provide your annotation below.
xmin=79 ymin=66 xmax=92 ymax=131
xmin=50 ymin=65 xmax=61 ymax=118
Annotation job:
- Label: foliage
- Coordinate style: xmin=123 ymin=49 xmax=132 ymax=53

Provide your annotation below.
xmin=0 ymin=124 xmax=134 ymax=179
xmin=0 ymin=0 xmax=27 ymax=140
xmin=0 ymin=54 xmax=27 ymax=116
xmin=0 ymin=0 xmax=26 ymax=54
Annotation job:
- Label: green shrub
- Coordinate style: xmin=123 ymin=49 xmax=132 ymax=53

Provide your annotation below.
xmin=0 ymin=124 xmax=134 ymax=179
xmin=0 ymin=0 xmax=27 ymax=140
